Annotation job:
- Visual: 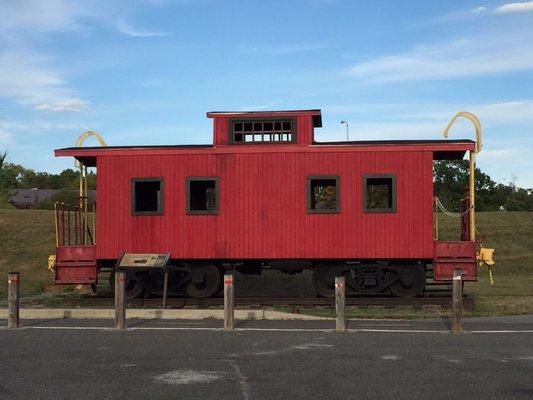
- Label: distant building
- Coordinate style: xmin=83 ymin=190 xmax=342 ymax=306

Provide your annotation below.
xmin=10 ymin=189 xmax=96 ymax=209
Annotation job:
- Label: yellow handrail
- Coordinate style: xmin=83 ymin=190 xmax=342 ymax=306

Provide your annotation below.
xmin=74 ymin=130 xmax=107 ymax=245
xmin=442 ymin=111 xmax=482 ymax=154
xmin=75 ymin=130 xmax=107 ymax=154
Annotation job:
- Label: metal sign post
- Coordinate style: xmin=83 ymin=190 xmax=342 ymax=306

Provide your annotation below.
xmin=114 ymin=252 xmax=171 ymax=329
xmin=8 ymin=272 xmax=20 ymax=329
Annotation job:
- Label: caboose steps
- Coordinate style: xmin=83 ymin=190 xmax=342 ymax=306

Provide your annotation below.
xmin=54 ymin=245 xmax=97 ymax=285
xmin=433 ymin=241 xmax=477 ymax=281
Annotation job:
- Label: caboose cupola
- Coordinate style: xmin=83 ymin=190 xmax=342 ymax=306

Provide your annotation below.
xmin=206 ymin=109 xmax=322 ymax=146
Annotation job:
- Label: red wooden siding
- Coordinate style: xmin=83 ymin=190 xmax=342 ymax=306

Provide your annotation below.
xmin=213 ymin=117 xmax=227 ymax=146
xmin=96 ymin=149 xmax=434 ymax=261
xmin=296 ymin=115 xmax=313 ymax=145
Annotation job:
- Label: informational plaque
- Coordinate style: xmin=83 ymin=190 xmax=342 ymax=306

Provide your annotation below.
xmin=116 ymin=253 xmax=171 ymax=269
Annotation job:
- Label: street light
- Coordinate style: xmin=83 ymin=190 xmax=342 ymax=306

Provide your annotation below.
xmin=340 ymin=120 xmax=349 ymax=141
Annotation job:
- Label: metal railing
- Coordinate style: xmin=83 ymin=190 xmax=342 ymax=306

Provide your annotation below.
xmin=55 ymin=200 xmax=96 ymax=246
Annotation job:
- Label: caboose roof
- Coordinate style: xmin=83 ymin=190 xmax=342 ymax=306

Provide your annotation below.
xmin=206 ymin=109 xmax=323 ymax=127
xmin=55 ymin=139 xmax=474 ymax=167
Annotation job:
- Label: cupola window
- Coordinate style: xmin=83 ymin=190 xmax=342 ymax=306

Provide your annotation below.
xmin=231 ymin=119 xmax=294 ymax=143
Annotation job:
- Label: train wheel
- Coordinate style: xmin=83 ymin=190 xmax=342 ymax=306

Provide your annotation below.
xmin=389 ymin=265 xmax=425 ymax=298
xmin=185 ymin=264 xmax=221 ymax=298
xmin=312 ymin=265 xmax=349 ymax=298
xmin=215 ymin=269 xmax=224 ymax=295
xmin=108 ymin=270 xmax=144 ymax=299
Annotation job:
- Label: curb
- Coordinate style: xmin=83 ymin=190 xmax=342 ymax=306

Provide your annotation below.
xmin=0 ymin=308 xmax=329 ymax=321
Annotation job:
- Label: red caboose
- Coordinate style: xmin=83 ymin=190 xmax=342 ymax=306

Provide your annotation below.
xmin=52 ymin=109 xmax=480 ymax=298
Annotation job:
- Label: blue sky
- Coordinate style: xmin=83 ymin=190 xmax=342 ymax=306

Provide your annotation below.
xmin=0 ymin=0 xmax=532 ymax=187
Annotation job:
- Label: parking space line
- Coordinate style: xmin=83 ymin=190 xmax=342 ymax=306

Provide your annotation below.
xmin=351 ymin=329 xmax=446 ymax=333
xmin=354 ymin=323 xmax=411 ymax=327
xmin=469 ymin=330 xmax=533 ymax=333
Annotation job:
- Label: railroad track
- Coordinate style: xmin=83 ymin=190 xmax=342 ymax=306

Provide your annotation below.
xmin=64 ymin=294 xmax=474 ymax=310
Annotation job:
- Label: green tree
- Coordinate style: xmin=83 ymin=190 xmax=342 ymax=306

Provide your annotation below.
xmin=433 ymin=160 xmax=533 ymax=212
xmin=433 ymin=160 xmax=496 ymax=211
xmin=39 ymin=189 xmax=81 ymax=210
xmin=0 ymin=152 xmax=96 ymax=209
xmin=0 ymin=151 xmax=16 ymax=208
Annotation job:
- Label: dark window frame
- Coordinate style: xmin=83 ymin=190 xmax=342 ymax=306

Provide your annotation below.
xmin=363 ymin=174 xmax=397 ymax=213
xmin=228 ymin=117 xmax=297 ymax=144
xmin=186 ymin=176 xmax=219 ymax=215
xmin=131 ymin=177 xmax=164 ymax=216
xmin=307 ymin=175 xmax=340 ymax=214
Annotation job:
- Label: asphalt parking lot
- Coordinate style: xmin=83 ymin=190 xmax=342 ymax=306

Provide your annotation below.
xmin=1 ymin=316 xmax=532 ymax=400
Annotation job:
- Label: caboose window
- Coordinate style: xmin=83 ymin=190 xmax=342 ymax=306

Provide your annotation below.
xmin=364 ymin=175 xmax=396 ymax=213
xmin=131 ymin=178 xmax=163 ymax=215
xmin=231 ymin=119 xmax=294 ymax=143
xmin=187 ymin=177 xmax=219 ymax=214
xmin=307 ymin=176 xmax=339 ymax=213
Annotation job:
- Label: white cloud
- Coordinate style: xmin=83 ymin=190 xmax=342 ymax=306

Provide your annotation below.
xmin=34 ymin=99 xmax=90 ymax=112
xmin=238 ymin=100 xmax=285 ymax=111
xmin=0 ymin=49 xmax=86 ymax=109
xmin=396 ymin=101 xmax=533 ymax=125
xmin=494 ymin=1 xmax=533 ymax=14
xmin=323 ymin=100 xmax=533 ymax=122
xmin=349 ymin=35 xmax=533 ymax=83
xmin=141 ymin=0 xmax=200 ymax=5
xmin=318 ymin=101 xmax=533 ymax=187
xmin=320 ymin=100 xmax=533 ymax=140
xmin=116 ymin=18 xmax=171 ymax=37
xmin=0 ymin=127 xmax=12 ymax=145
xmin=0 ymin=119 xmax=90 ymax=134
xmin=454 ymin=101 xmax=533 ymax=124
xmin=471 ymin=6 xmax=488 ymax=14
xmin=308 ymin=0 xmax=338 ymax=8
xmin=0 ymin=1 xmax=96 ymax=111
xmin=481 ymin=147 xmax=529 ymax=161
xmin=336 ymin=122 xmax=442 ymax=140
xmin=0 ymin=51 xmax=63 ymax=102
xmin=243 ymin=43 xmax=332 ymax=55
xmin=438 ymin=6 xmax=488 ymax=21
xmin=0 ymin=0 xmax=95 ymax=33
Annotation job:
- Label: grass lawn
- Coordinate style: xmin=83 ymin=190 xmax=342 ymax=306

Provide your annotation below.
xmin=0 ymin=209 xmax=532 ymax=317
xmin=0 ymin=209 xmax=56 ymax=297
xmin=442 ymin=211 xmax=533 ymax=317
